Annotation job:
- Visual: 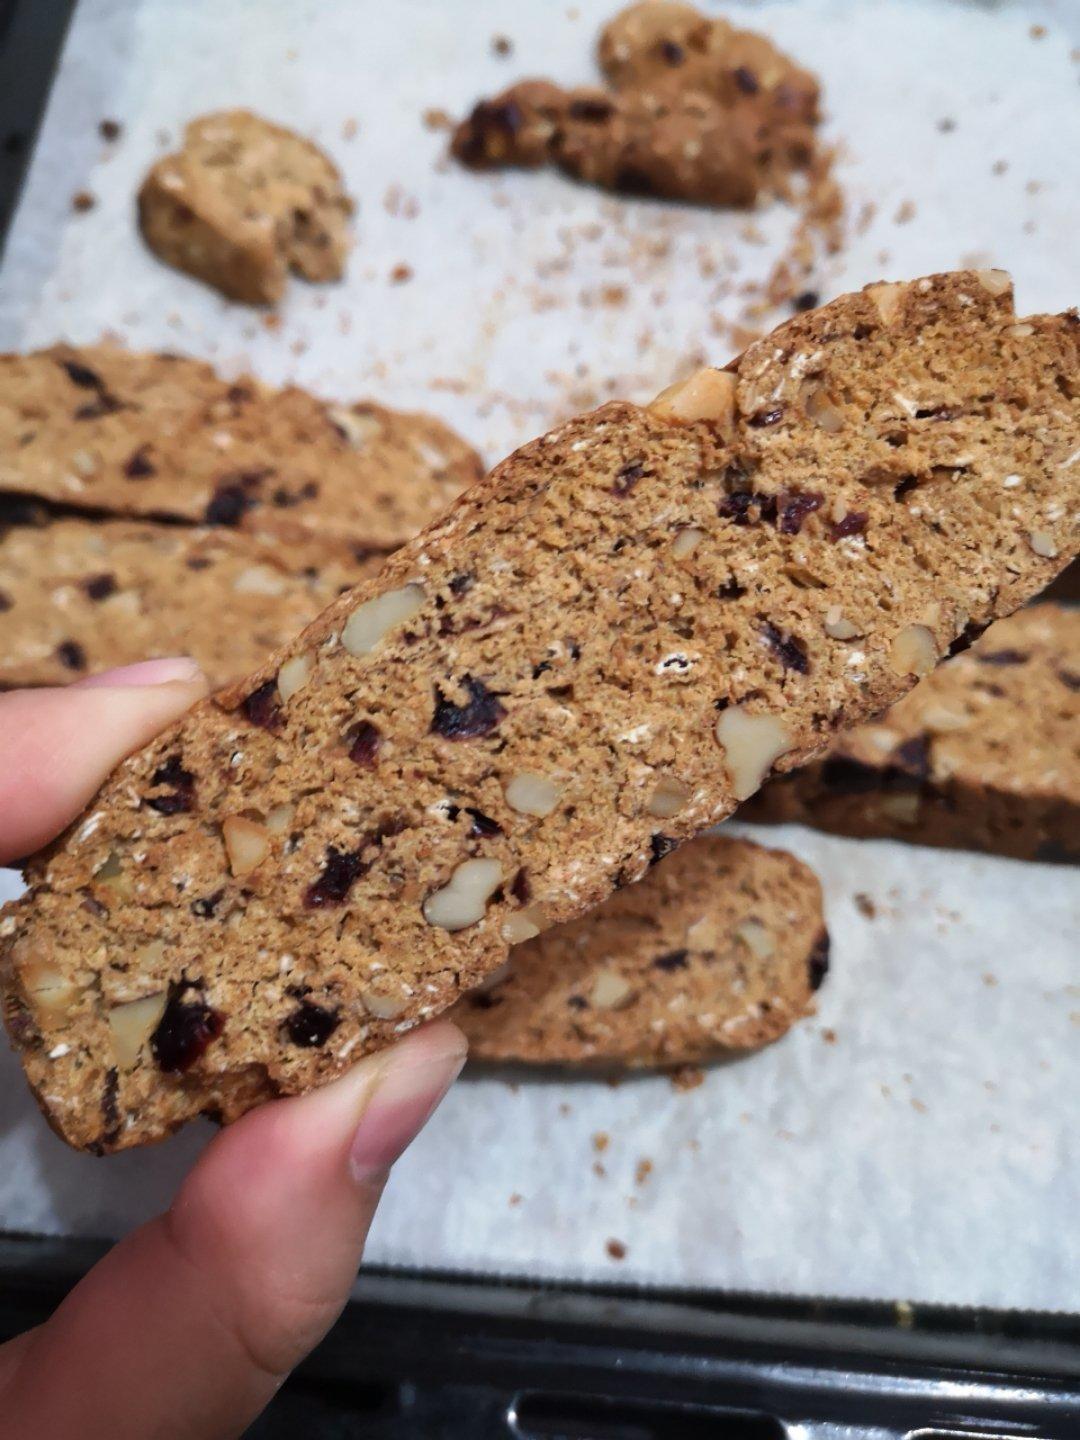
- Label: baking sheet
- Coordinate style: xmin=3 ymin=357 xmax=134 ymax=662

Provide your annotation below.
xmin=0 ymin=0 xmax=1078 ymax=1309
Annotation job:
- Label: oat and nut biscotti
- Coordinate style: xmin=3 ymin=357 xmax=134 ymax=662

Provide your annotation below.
xmin=743 ymin=604 xmax=1079 ymax=862
xmin=138 ymin=110 xmax=353 ymax=304
xmin=0 ymin=344 xmax=483 ymax=561
xmin=455 ymin=834 xmax=828 ymax=1065
xmin=3 ymin=271 xmax=1078 ymax=1152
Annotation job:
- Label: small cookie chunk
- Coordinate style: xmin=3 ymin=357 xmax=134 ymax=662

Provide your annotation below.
xmin=452 ymin=0 xmax=819 ymax=206
xmin=0 ymin=514 xmax=373 ymax=691
xmin=743 ymin=605 xmax=1080 ymax=863
xmin=3 ymin=272 xmax=1078 ymax=1152
xmin=455 ymin=834 xmax=828 ymax=1065
xmin=0 ymin=345 xmax=483 ymax=558
xmin=138 ymin=110 xmax=354 ymax=303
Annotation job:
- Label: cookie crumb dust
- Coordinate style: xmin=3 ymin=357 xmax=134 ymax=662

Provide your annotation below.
xmin=492 ymin=34 xmax=513 ymax=57
xmin=606 ymin=1238 xmax=627 ymax=1261
xmin=72 ymin=191 xmax=96 ymax=213
xmin=99 ymin=119 xmax=122 ymax=142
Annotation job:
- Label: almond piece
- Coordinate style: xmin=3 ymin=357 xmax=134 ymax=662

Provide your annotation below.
xmin=824 ymin=605 xmax=860 ymax=640
xmin=360 ymin=986 xmax=408 ymax=1020
xmin=277 ymin=651 xmax=314 ymax=703
xmin=265 ymin=802 xmax=296 ymax=835
xmin=19 ymin=956 xmax=78 ymax=1023
xmin=342 ymin=584 xmax=425 ymax=657
xmin=646 ymin=775 xmax=691 ymax=818
xmin=670 ymin=526 xmax=705 ymax=559
xmin=975 ymin=268 xmax=1012 ymax=298
xmin=715 ymin=706 xmax=793 ymax=801
xmin=222 ymin=815 xmax=271 ymax=877
xmin=889 ymin=624 xmax=938 ymax=677
xmin=589 ymin=969 xmax=635 ymax=1010
xmin=422 ymin=858 xmax=503 ymax=931
xmin=1027 ymin=530 xmax=1058 ymax=559
xmin=649 ymin=367 xmax=737 ymax=430
xmin=734 ymin=918 xmax=774 ymax=961
xmin=504 ymin=772 xmax=561 ymax=817
xmin=866 ymin=281 xmax=906 ymax=326
xmin=805 ymin=385 xmax=845 ymax=433
xmin=501 ymin=907 xmax=545 ymax=944
xmin=108 ymin=992 xmax=168 ymax=1068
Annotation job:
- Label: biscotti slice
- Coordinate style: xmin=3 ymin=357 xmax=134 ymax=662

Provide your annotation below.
xmin=743 ymin=604 xmax=1080 ymax=863
xmin=0 ymin=344 xmax=483 ymax=557
xmin=138 ymin=110 xmax=353 ymax=303
xmin=0 ymin=514 xmax=376 ymax=691
xmin=455 ymin=834 xmax=828 ymax=1065
xmin=452 ymin=0 xmax=818 ymax=206
xmin=3 ymin=271 xmax=1078 ymax=1152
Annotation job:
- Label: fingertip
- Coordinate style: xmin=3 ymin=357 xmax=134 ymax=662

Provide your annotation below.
xmin=76 ymin=656 xmax=207 ymax=690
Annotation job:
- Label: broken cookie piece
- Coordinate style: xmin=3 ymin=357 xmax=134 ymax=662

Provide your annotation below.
xmin=456 ymin=834 xmax=828 ymax=1065
xmin=452 ymin=0 xmax=819 ymax=206
xmin=138 ymin=110 xmax=354 ymax=303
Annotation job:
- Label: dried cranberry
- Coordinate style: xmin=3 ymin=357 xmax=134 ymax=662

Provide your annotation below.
xmin=151 ymin=984 xmax=224 ymax=1073
xmin=977 ymin=648 xmax=1028 ymax=667
xmin=304 ymin=846 xmax=366 ymax=908
xmin=649 ymin=833 xmax=678 ymax=865
xmin=510 ymin=868 xmax=531 ymax=904
xmin=893 ymin=475 xmax=919 ymax=501
xmin=124 ymin=445 xmax=155 ymax=478
xmin=346 ymin=719 xmax=382 ymax=767
xmin=100 ymin=1067 xmax=120 ymax=1145
xmin=748 ymin=406 xmax=783 ymax=427
xmin=448 ymin=572 xmax=475 ymax=596
xmin=793 ymin=290 xmax=819 ymax=312
xmin=83 ymin=572 xmax=117 ymax=601
xmin=807 ymin=930 xmax=830 ymax=990
xmin=612 ymin=460 xmax=645 ymax=496
xmin=284 ymin=1000 xmax=340 ymax=1047
xmin=733 ymin=65 xmax=760 ymax=94
xmin=653 ymin=949 xmax=689 ymax=972
xmin=241 ymin=680 xmax=284 ymax=732
xmin=890 ymin=734 xmax=931 ymax=781
xmin=567 ymin=994 xmax=588 ymax=1011
xmin=226 ymin=383 xmax=253 ymax=405
xmin=777 ymin=490 xmax=823 ymax=534
xmin=465 ymin=807 xmax=502 ymax=838
xmin=719 ymin=490 xmax=777 ymax=525
xmin=60 ymin=358 xmax=102 ymax=389
xmin=146 ymin=754 xmax=196 ymax=814
xmin=717 ymin=578 xmax=746 ymax=599
xmin=56 ymin=640 xmax=86 ymax=670
xmin=660 ymin=39 xmax=685 ymax=64
xmin=761 ymin=621 xmax=810 ymax=674
xmin=829 ymin=511 xmax=868 ymax=541
xmin=204 ymin=482 xmax=254 ymax=527
xmin=947 ymin=619 xmax=990 ymax=657
xmin=431 ymin=675 xmax=506 ymax=740
xmin=568 ymin=97 xmax=615 ymax=123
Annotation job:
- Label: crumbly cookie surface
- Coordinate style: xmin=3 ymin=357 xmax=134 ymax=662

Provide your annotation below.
xmin=3 ymin=272 xmax=1078 ymax=1152
xmin=138 ymin=109 xmax=354 ymax=303
xmin=452 ymin=0 xmax=819 ymax=206
xmin=455 ymin=834 xmax=828 ymax=1064
xmin=0 ymin=345 xmax=483 ymax=558
xmin=744 ymin=604 xmax=1080 ymax=862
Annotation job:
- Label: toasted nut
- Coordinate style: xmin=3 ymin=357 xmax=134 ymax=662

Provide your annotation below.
xmin=889 ymin=624 xmax=938 ymax=677
xmin=328 ymin=405 xmax=383 ymax=448
xmin=646 ymin=775 xmax=691 ymax=818
xmin=1027 ymin=530 xmax=1058 ymax=558
xmin=135 ymin=940 xmax=166 ymax=970
xmin=233 ymin=565 xmax=287 ymax=597
xmin=824 ymin=605 xmax=860 ymax=640
xmin=423 ymin=858 xmax=503 ymax=931
xmin=501 ymin=911 xmax=541 ymax=944
xmin=342 ymin=584 xmax=425 ymax=656
xmin=265 ymin=802 xmax=296 ymax=835
xmin=360 ymin=986 xmax=408 ymax=1020
xmin=504 ymin=772 xmax=561 ymax=817
xmin=670 ymin=526 xmax=706 ymax=559
xmin=866 ymin=281 xmax=906 ymax=325
xmin=879 ymin=792 xmax=920 ymax=824
xmin=735 ymin=918 xmax=774 ymax=962
xmin=92 ymin=849 xmax=132 ymax=901
xmin=649 ymin=367 xmax=737 ymax=429
xmin=1005 ymin=322 xmax=1034 ymax=338
xmin=715 ymin=706 xmax=793 ymax=801
xmin=108 ymin=992 xmax=168 ymax=1067
xmin=805 ymin=385 xmax=845 ymax=433
xmin=19 ymin=957 xmax=78 ymax=1023
xmin=975 ymin=268 xmax=1012 ymax=298
xmin=589 ymin=969 xmax=635 ymax=1010
xmin=222 ymin=815 xmax=271 ymax=877
xmin=277 ymin=651 xmax=314 ymax=703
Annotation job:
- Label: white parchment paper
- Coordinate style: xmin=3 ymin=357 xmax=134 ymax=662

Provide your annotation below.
xmin=0 ymin=0 xmax=1077 ymax=1308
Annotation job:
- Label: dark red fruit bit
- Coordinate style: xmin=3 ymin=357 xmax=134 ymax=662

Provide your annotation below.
xmin=510 ymin=867 xmax=531 ymax=904
xmin=431 ymin=675 xmax=506 ymax=740
xmin=191 ymin=889 xmax=224 ymax=918
xmin=304 ymin=846 xmax=366 ymax=908
xmin=649 ymin=833 xmax=678 ymax=866
xmin=777 ymin=490 xmax=823 ymax=534
xmin=100 ymin=1067 xmax=120 ymax=1145
xmin=807 ymin=930 xmax=830 ymax=991
xmin=748 ymin=406 xmax=783 ymax=427
xmin=947 ymin=619 xmax=989 ymax=657
xmin=733 ymin=65 xmax=760 ymax=93
xmin=466 ymin=807 xmax=503 ymax=838
xmin=568 ymin=96 xmax=615 ymax=122
xmin=241 ymin=679 xmax=284 ymax=732
xmin=829 ymin=511 xmax=868 ymax=541
xmin=653 ymin=949 xmax=689 ymax=972
xmin=204 ymin=482 xmax=254 ymax=527
xmin=56 ymin=639 xmax=87 ymax=671
xmin=146 ymin=753 xmax=196 ymax=814
xmin=151 ymin=983 xmax=224 ymax=1074
xmin=613 ymin=460 xmax=645 ymax=496
xmin=448 ymin=572 xmax=475 ymax=595
xmin=793 ymin=290 xmax=819 ymax=312
xmin=284 ymin=1000 xmax=340 ymax=1047
xmin=60 ymin=358 xmax=102 ymax=389
xmin=346 ymin=719 xmax=382 ymax=767
xmin=977 ymin=648 xmax=1028 ymax=666
xmin=719 ymin=489 xmax=777 ymax=526
xmin=761 ymin=621 xmax=810 ymax=675
xmin=890 ymin=734 xmax=932 ymax=781
xmin=660 ymin=39 xmax=685 ymax=64
xmin=83 ymin=572 xmax=117 ymax=601
xmin=123 ymin=444 xmax=155 ymax=478
xmin=0 ymin=590 xmax=11 ymax=611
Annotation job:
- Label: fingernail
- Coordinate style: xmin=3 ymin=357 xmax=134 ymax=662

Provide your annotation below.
xmin=349 ymin=1031 xmax=467 ymax=1183
xmin=77 ymin=657 xmax=205 ymax=689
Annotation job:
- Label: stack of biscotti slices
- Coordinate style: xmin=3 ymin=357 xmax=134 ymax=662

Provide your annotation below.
xmin=2 ymin=271 xmax=1077 ymax=1152
xmin=0 ymin=344 xmax=482 ymax=688
xmin=743 ymin=603 xmax=1079 ymax=863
